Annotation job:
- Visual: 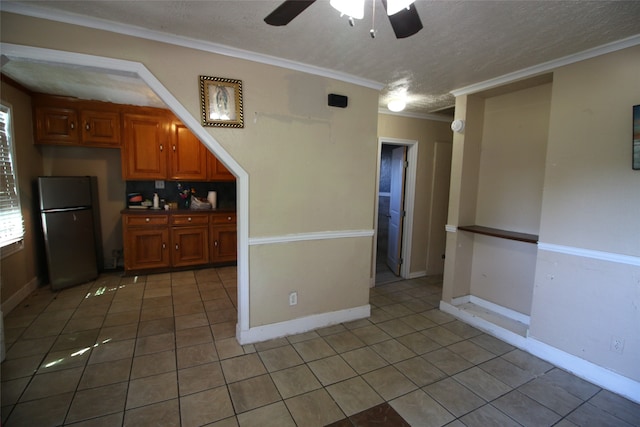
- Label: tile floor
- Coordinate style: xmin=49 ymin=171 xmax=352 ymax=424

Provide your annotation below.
xmin=2 ymin=267 xmax=640 ymax=426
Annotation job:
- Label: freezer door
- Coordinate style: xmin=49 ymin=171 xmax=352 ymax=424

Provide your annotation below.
xmin=41 ymin=208 xmax=98 ymax=290
xmin=38 ymin=176 xmax=93 ymax=210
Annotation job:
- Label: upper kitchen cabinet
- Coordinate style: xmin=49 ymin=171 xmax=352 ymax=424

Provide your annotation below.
xmin=207 ymin=151 xmax=235 ymax=181
xmin=169 ymin=122 xmax=208 ymax=180
xmin=33 ymin=94 xmax=121 ymax=147
xmin=122 ymin=111 xmax=170 ymax=180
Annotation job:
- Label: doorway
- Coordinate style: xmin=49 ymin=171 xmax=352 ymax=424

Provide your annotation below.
xmin=375 ymin=139 xmax=417 ymax=286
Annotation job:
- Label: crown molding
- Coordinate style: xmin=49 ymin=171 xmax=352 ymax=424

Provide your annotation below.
xmin=1 ymin=1 xmax=384 ymax=91
xmin=378 ymin=109 xmax=452 ymax=122
xmin=451 ymin=33 xmax=640 ymax=97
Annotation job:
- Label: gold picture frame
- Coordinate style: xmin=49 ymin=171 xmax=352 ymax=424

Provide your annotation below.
xmin=199 ymin=76 xmax=244 ymax=128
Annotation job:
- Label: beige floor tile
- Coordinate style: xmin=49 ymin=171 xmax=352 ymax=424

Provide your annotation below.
xmin=228 ymin=374 xmax=281 ymax=413
xmin=362 ymin=365 xmax=417 ymax=400
xmin=38 ymin=348 xmax=91 ymax=373
xmin=285 ymin=388 xmax=345 ymax=427
xmin=395 ymin=356 xmax=447 ymax=387
xmin=396 ymin=331 xmax=441 ymax=355
xmin=7 ymin=392 xmax=74 ymax=426
xmin=447 ymin=340 xmax=496 ymax=365
xmin=221 ymin=353 xmax=266 ymax=383
xmin=323 ymin=330 xmax=366 ymax=353
xmin=453 ymin=366 xmax=512 ymax=401
xmin=258 ymin=345 xmax=303 ymax=372
xmin=126 ymin=371 xmax=178 ymax=409
xmin=134 ymin=332 xmax=176 ymax=356
xmin=103 ymin=310 xmax=140 ymax=328
xmin=371 ymin=339 xmax=416 ymax=364
xmin=137 ymin=317 xmax=175 ymax=337
xmin=180 ymin=386 xmax=235 ymax=427
xmin=341 ymin=347 xmax=388 ymax=374
xmin=422 ymin=347 xmax=474 ymax=375
xmin=0 ymin=354 xmax=42 ymax=380
xmin=70 ymin=411 xmax=124 ymax=427
xmin=131 ymin=349 xmax=176 ymax=379
xmin=177 ymin=342 xmax=219 ymax=369
xmin=175 ymin=312 xmax=209 ymax=330
xmin=292 ymin=337 xmax=336 ymax=362
xmin=20 ymin=366 xmax=83 ymax=402
xmin=350 ymin=324 xmax=392 ymax=345
xmin=211 ymin=321 xmax=237 ymax=340
xmin=423 ymin=377 xmax=486 ymax=417
xmin=176 ymin=325 xmax=214 ymax=348
xmin=1 ymin=377 xmax=30 ymax=406
xmin=216 ymin=337 xmax=245 ymax=359
xmin=173 ymin=301 xmax=206 ymax=317
xmin=376 ymin=318 xmax=416 ymax=337
xmin=51 ymin=329 xmax=100 ymax=352
xmin=270 ymin=364 xmax=322 ymax=399
xmin=5 ymin=336 xmax=56 ymax=359
xmin=178 ymin=362 xmax=226 ymax=396
xmin=236 ymin=401 xmax=296 ymax=427
xmin=63 ymin=314 xmax=105 ymax=334
xmin=66 ymin=382 xmax=128 ymax=424
xmin=390 ymin=389 xmax=455 ymax=427
xmin=140 ymin=305 xmax=174 ymax=322
xmin=308 ymin=355 xmax=357 ymax=386
xmin=326 ymin=376 xmax=384 ymax=416
xmin=78 ymin=358 xmax=132 ymax=389
xmin=97 ymin=324 xmax=138 ymax=343
xmin=88 ymin=338 xmax=135 ymax=365
xmin=124 ymin=399 xmax=179 ymax=427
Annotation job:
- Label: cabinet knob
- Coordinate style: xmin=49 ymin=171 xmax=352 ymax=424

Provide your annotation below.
xmin=162 ymin=243 xmax=166 ymax=249
xmin=145 ymin=218 xmax=150 ymax=222
xmin=214 ymin=240 xmax=218 ymax=247
xmin=175 ymin=244 xmax=179 ymax=250
xmin=160 ymin=144 xmax=163 ymax=151
xmin=188 ymin=217 xmax=192 ymax=222
xmin=70 ymin=122 xmax=75 ymax=130
xmin=227 ymin=216 xmax=232 ymax=221
xmin=173 ymin=145 xmax=176 ymax=151
xmin=85 ymin=122 xmax=90 ymax=131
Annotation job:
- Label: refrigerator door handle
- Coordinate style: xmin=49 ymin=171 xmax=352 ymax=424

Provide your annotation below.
xmin=41 ymin=206 xmax=89 ymax=214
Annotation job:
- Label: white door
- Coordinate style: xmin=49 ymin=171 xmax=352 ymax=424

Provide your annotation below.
xmin=386 ymin=146 xmax=407 ymax=275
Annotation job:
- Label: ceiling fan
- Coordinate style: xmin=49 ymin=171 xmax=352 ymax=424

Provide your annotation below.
xmin=264 ymin=0 xmax=423 ymax=39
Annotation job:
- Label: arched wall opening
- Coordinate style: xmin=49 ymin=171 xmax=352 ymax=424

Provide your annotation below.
xmin=0 ymin=43 xmax=251 ymax=339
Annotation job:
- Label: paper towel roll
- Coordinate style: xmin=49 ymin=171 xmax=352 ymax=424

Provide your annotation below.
xmin=207 ymin=191 xmax=217 ymax=209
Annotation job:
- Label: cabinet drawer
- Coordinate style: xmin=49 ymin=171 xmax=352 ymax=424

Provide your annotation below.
xmin=125 ymin=215 xmax=168 ymax=226
xmin=171 ymin=214 xmax=209 ymax=226
xmin=211 ymin=213 xmax=236 ymax=224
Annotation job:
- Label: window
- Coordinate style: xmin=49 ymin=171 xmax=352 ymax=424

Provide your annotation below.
xmin=0 ymin=103 xmax=24 ymax=257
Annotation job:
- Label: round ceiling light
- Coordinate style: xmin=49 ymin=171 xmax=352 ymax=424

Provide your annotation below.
xmin=387 ymin=99 xmax=406 ymax=112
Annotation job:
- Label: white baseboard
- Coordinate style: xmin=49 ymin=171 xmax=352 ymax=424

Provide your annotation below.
xmin=439 ymin=300 xmax=640 ymax=404
xmin=408 ymin=270 xmax=427 ymax=279
xmin=2 ymin=276 xmax=40 ymax=315
xmin=237 ymin=304 xmax=371 ymax=345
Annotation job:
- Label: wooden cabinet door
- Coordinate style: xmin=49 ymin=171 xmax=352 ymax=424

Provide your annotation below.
xmin=124 ymin=227 xmax=170 ymax=271
xmin=81 ymin=110 xmax=121 ymax=147
xmin=169 ymin=123 xmax=208 ymax=180
xmin=171 ymin=226 xmax=209 ymax=267
xmin=122 ymin=113 xmax=168 ymax=180
xmin=207 ymin=151 xmax=235 ymax=181
xmin=34 ymin=106 xmax=80 ymax=144
xmin=211 ymin=224 xmax=237 ymax=263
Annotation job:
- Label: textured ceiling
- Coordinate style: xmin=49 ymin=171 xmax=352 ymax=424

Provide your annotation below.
xmin=2 ymin=1 xmax=640 ymax=115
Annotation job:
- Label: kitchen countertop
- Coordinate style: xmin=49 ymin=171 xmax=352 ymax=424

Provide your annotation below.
xmin=121 ymin=207 xmax=236 ymax=214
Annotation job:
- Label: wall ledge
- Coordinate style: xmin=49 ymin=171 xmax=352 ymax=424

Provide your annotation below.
xmin=440 ymin=300 xmax=640 ymax=404
xmin=249 ymin=229 xmax=374 ymax=246
xmin=237 ymin=304 xmax=370 ymax=345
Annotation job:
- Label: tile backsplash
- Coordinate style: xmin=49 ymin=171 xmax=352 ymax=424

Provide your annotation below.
xmin=126 ymin=180 xmax=236 ymax=209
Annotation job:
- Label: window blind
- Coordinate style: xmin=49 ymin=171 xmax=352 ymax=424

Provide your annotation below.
xmin=0 ymin=104 xmax=24 ymax=248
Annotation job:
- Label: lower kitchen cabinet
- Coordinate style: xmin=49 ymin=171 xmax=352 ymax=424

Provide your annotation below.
xmin=122 ymin=211 xmax=236 ymax=274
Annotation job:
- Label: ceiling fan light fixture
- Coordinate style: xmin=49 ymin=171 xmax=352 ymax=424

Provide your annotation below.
xmin=387 ymin=98 xmax=406 ymax=112
xmin=330 ymin=0 xmax=365 ymax=19
xmin=386 ymin=0 xmax=415 ymax=16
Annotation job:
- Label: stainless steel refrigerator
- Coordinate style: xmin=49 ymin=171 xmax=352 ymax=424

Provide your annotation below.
xmin=38 ymin=176 xmax=99 ymax=290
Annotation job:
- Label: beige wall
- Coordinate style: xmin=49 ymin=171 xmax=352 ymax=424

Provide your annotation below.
xmin=0 ymin=81 xmax=44 ymax=304
xmin=377 ymin=114 xmax=452 ymax=276
xmin=469 ymin=84 xmax=551 ymax=314
xmin=444 ymin=44 xmax=640 ymax=384
xmin=1 ymin=12 xmax=379 ymax=329
xmin=530 ymin=46 xmax=640 ymax=381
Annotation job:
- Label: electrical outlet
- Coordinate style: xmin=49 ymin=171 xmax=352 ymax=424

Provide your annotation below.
xmin=289 ymin=291 xmax=297 ymax=306
xmin=155 ymin=180 xmax=165 ymax=189
xmin=610 ymin=336 xmax=625 ymax=354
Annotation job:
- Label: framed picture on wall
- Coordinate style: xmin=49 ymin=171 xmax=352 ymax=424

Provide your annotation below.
xmin=200 ymin=76 xmax=244 ymax=128
xmin=634 ymin=105 xmax=640 ymax=170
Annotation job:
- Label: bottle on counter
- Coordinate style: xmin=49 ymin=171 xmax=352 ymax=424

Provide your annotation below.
xmin=153 ymin=193 xmax=159 ymax=209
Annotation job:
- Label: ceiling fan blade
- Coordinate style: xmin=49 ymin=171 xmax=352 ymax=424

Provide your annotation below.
xmin=264 ymin=0 xmax=317 ymax=26
xmin=382 ymin=0 xmax=423 ymax=39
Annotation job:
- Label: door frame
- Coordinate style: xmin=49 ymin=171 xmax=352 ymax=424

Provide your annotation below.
xmin=372 ymin=137 xmax=418 ymax=285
